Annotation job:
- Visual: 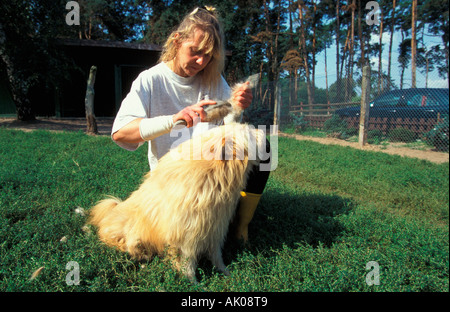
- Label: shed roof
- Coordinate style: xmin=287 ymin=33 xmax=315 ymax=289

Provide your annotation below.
xmin=58 ymin=39 xmax=232 ymax=56
xmin=58 ymin=39 xmax=163 ymax=52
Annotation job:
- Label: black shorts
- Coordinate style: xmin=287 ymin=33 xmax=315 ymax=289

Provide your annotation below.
xmin=244 ymin=138 xmax=271 ymax=194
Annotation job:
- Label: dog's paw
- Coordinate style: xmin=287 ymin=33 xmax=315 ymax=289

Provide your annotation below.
xmin=217 ymin=267 xmax=230 ymax=276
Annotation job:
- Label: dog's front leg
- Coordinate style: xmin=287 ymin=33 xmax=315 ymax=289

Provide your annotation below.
xmin=209 ymin=246 xmax=230 ymax=276
xmin=181 ymin=258 xmax=198 ymax=284
xmin=171 ymin=247 xmax=198 ymax=283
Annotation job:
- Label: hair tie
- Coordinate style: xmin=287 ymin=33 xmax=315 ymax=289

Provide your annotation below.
xmin=192 ymin=6 xmax=217 ymax=16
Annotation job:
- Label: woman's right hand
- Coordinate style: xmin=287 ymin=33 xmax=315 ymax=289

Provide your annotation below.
xmin=172 ymin=100 xmax=217 ymax=128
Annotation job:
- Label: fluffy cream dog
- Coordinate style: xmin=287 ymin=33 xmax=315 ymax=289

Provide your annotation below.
xmin=89 ymin=123 xmax=264 ymax=282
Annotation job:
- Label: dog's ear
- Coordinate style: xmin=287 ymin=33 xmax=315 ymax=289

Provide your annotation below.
xmin=222 ymin=131 xmax=245 ymax=161
xmin=205 ymin=125 xmax=249 ymax=161
xmin=217 ymin=135 xmax=234 ymax=161
xmin=205 ymin=135 xmax=226 ymax=160
xmin=220 ymin=136 xmax=227 ymax=160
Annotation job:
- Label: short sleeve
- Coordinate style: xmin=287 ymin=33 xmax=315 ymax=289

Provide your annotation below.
xmin=111 ymin=72 xmax=151 ymax=151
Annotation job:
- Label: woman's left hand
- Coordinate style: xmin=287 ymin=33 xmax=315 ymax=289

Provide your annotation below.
xmin=232 ymin=81 xmax=253 ymax=110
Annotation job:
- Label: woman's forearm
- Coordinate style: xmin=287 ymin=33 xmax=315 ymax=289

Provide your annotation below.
xmin=112 ymin=118 xmax=145 ymax=144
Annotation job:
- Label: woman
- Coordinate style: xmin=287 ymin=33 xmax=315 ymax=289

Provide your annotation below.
xmin=111 ymin=6 xmax=268 ymax=242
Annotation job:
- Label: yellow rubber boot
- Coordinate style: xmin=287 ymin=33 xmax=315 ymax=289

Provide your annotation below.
xmin=235 ymin=191 xmax=262 ymax=243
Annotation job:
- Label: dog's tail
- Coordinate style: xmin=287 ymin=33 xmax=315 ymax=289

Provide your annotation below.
xmin=88 ymin=197 xmax=127 ymax=250
xmin=89 ymin=197 xmax=120 ymax=226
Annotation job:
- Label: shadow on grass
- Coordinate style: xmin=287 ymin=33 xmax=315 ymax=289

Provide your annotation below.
xmin=196 ymin=188 xmax=355 ymax=278
xmin=250 ymin=189 xmax=354 ymax=249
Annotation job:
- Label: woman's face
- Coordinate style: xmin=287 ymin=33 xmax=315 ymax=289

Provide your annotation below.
xmin=173 ymin=28 xmax=212 ymax=77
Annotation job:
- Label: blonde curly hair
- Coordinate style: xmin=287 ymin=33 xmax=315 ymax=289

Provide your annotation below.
xmin=159 ymin=6 xmax=225 ymax=91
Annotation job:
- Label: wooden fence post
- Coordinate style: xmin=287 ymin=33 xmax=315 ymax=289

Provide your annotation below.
xmin=359 ymin=65 xmax=371 ymax=147
xmin=85 ymin=65 xmax=98 ymax=135
xmin=273 ymin=81 xmax=282 ymax=126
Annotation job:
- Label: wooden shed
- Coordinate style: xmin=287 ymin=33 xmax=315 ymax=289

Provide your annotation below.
xmin=54 ymin=39 xmax=162 ymax=117
xmin=0 ymin=39 xmax=162 ymax=117
xmin=1 ymin=39 xmax=231 ymax=118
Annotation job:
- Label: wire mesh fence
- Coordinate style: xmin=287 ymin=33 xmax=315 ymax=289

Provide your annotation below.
xmin=244 ymin=55 xmax=449 ymax=153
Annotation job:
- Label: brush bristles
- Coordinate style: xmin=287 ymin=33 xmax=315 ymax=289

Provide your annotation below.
xmin=173 ymin=81 xmax=250 ymax=126
xmin=203 ymin=101 xmax=232 ymax=122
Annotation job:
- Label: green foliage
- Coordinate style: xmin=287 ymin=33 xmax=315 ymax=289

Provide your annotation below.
xmin=243 ymin=106 xmax=273 ymax=127
xmin=289 ymin=113 xmax=309 ymax=132
xmin=388 ymin=128 xmax=417 ymax=143
xmin=0 ymin=0 xmax=150 ymax=120
xmin=367 ymin=129 xmax=385 ymax=145
xmin=0 ymin=0 xmax=72 ymax=120
xmin=323 ymin=115 xmax=357 ymax=139
xmin=424 ymin=115 xmax=449 ymax=152
xmin=328 ymin=77 xmax=357 ymax=103
xmin=78 ymin=0 xmax=150 ymax=41
xmin=323 ymin=115 xmax=347 ymax=133
xmin=280 ymin=80 xmax=330 ymax=106
xmin=2 ymin=0 xmax=448 ymax=121
xmin=0 ymin=129 xmax=448 ymax=292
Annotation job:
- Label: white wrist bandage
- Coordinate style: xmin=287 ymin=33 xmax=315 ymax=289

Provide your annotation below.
xmin=139 ymin=115 xmax=174 ymax=141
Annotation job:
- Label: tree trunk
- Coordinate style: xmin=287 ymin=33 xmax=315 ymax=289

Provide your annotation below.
xmin=85 ymin=65 xmax=98 ymax=135
xmin=358 ymin=0 xmax=366 ymax=67
xmin=387 ymin=0 xmax=396 ymax=88
xmin=400 ymin=30 xmax=405 ymax=89
xmin=342 ymin=26 xmax=350 ymax=101
xmin=359 ymin=66 xmax=371 ymax=147
xmin=298 ymin=2 xmax=313 ymax=106
xmin=377 ymin=8 xmax=384 ymax=94
xmin=272 ymin=2 xmax=281 ymax=115
xmin=444 ymin=38 xmax=449 ymax=89
xmin=347 ymin=0 xmax=356 ymax=102
xmin=325 ymin=46 xmax=329 ymax=104
xmin=288 ymin=0 xmax=295 ymax=107
xmin=341 ymin=26 xmax=350 ymax=83
xmin=311 ymin=0 xmax=317 ymax=102
xmin=294 ymin=70 xmax=298 ymax=105
xmin=263 ymin=0 xmax=273 ymax=110
xmin=258 ymin=62 xmax=264 ymax=105
xmin=335 ymin=0 xmax=340 ymax=81
xmin=0 ymin=24 xmax=35 ymax=121
xmin=411 ymin=0 xmax=417 ymax=88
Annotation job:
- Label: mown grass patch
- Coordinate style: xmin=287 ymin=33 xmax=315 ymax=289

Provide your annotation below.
xmin=0 ymin=129 xmax=448 ymax=292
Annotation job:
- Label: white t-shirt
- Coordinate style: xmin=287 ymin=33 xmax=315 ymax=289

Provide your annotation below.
xmin=112 ymin=62 xmax=232 ymax=170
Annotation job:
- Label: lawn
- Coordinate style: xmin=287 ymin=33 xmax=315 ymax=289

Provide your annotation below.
xmin=0 ymin=128 xmax=448 ymax=292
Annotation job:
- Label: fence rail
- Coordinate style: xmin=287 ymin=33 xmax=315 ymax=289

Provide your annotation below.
xmin=288 ymin=110 xmax=444 ymax=134
xmin=289 ymin=102 xmax=359 ymax=116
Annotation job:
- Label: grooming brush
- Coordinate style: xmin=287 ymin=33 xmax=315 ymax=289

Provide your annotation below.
xmin=173 ymin=100 xmax=235 ymax=127
xmin=173 ymin=74 xmax=258 ymax=127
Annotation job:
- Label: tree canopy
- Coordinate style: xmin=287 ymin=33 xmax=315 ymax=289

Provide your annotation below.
xmin=1 ymin=0 xmax=448 ymax=120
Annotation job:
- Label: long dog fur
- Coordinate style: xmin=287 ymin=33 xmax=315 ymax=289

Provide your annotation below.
xmin=89 ymin=123 xmax=264 ymax=282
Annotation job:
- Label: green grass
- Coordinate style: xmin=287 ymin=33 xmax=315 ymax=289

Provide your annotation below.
xmin=0 ymin=128 xmax=448 ymax=292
